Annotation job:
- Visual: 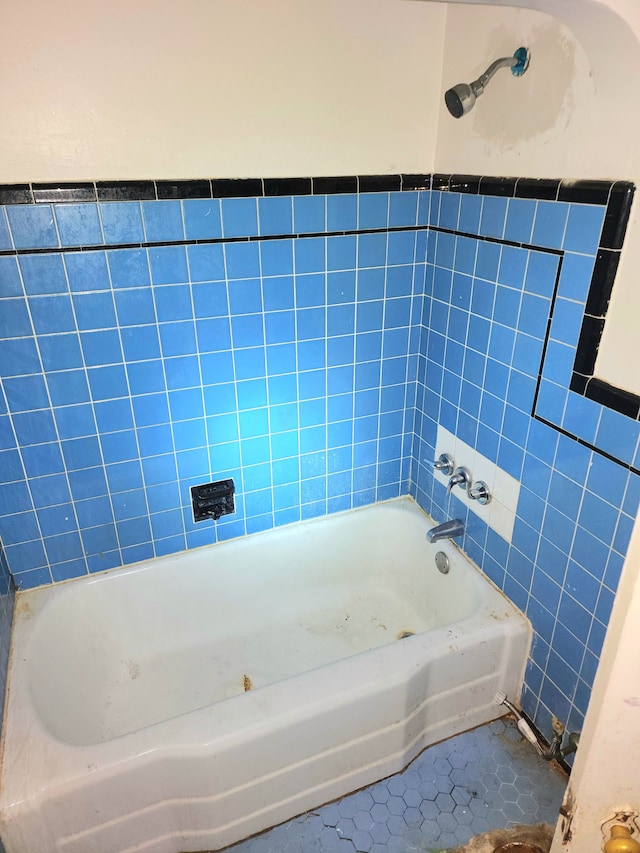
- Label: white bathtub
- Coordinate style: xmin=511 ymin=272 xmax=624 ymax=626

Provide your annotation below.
xmin=0 ymin=497 xmax=530 ymax=853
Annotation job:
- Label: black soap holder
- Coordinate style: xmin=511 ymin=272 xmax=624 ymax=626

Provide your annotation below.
xmin=191 ymin=479 xmax=235 ymax=522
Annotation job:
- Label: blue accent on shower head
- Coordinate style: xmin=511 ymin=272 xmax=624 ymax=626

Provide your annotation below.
xmin=511 ymin=47 xmax=530 ymax=77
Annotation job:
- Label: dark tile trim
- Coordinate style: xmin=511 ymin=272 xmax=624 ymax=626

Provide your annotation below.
xmin=448 ymin=175 xmax=480 ymax=194
xmin=96 ymin=181 xmax=156 ymax=201
xmin=358 ymin=175 xmax=402 ymax=193
xmin=312 ymin=176 xmax=358 ymax=195
xmin=558 ymin=180 xmax=612 ymax=205
xmin=584 ymin=249 xmax=620 ymax=317
xmin=584 ymin=378 xmax=640 ymax=421
xmin=600 ymin=181 xmax=635 ymax=249
xmin=515 ymin=178 xmax=560 ymax=200
xmin=264 ymin=178 xmax=312 ymax=196
xmin=0 ymin=185 xmax=33 ymax=205
xmin=479 ymin=176 xmax=517 ymax=197
xmin=212 ymin=179 xmax=263 ymax=198
xmin=32 ymin=183 xmax=97 ymax=203
xmin=401 ymin=174 xmax=431 ymax=191
xmin=569 ymin=181 xmax=637 ymax=420
xmin=156 ymin=180 xmax=212 ymax=200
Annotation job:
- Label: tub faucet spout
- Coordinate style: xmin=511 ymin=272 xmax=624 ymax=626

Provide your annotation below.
xmin=426 ymin=519 xmax=465 ymax=543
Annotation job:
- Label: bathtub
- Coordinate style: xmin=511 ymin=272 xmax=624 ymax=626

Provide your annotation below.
xmin=0 ymin=497 xmax=530 ymax=853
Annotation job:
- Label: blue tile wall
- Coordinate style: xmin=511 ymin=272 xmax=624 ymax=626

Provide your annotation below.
xmin=411 ymin=188 xmax=640 ymax=742
xmin=0 ymin=180 xmax=638 ymax=746
xmin=0 ymin=191 xmax=426 ymax=588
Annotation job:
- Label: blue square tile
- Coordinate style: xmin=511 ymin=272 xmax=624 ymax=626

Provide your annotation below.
xmin=72 ymin=290 xmax=117 ymax=331
xmin=221 ymin=197 xmax=258 ymax=238
xmin=192 ymin=281 xmax=228 ymax=319
xmin=34 ymin=503 xmax=77 ymax=538
xmin=504 ymin=198 xmax=536 ymax=243
xmin=0 ymin=207 xmax=12 ymax=250
xmin=142 ymin=201 xmax=184 ymax=242
xmin=327 ymin=194 xmax=357 ymax=231
xmin=525 ymin=251 xmax=559 ymax=298
xmin=0 ymin=338 xmax=41 ymax=377
xmin=455 ymin=194 xmax=480 ymax=234
xmin=563 ymin=204 xmax=605 ymax=254
xmin=80 ymin=329 xmax=123 ymax=367
xmin=557 ymin=253 xmax=596 ymax=302
xmin=0 ymin=416 xmax=16 ymax=451
xmin=114 ymin=288 xmax=156 ymax=326
xmin=99 ymin=397 xmax=140 ymax=438
xmin=119 ymin=325 xmax=160 ymax=362
xmin=259 ymin=196 xmax=293 ymax=236
xmin=82 ymin=524 xmax=118 ymax=555
xmin=293 ymin=195 xmax=325 ymax=234
xmin=64 ymin=251 xmax=110 ymax=292
xmin=0 ymin=298 xmax=32 ymax=338
xmin=164 ymin=355 xmax=200 ymax=390
xmin=549 ymin=297 xmax=583 ymax=347
xmin=100 ymin=430 xmax=138 ymax=464
xmin=498 ymin=245 xmax=528 ymax=289
xmin=0 ymin=449 xmax=24 ymax=484
xmin=479 ymin=196 xmax=507 ymax=239
xmin=6 ymin=205 xmax=59 ymax=249
xmin=225 ymin=242 xmax=260 ymax=279
xmin=4 ymin=374 xmax=49 ymax=412
xmin=389 ymin=191 xmax=418 ymax=227
xmin=21 ymin=443 xmax=64 ymax=479
xmin=228 ymin=278 xmax=262 ymax=315
xmin=541 ymin=339 xmax=573 ymax=386
xmin=294 ymin=237 xmax=325 ymax=274
xmin=475 ymin=241 xmax=500 ymax=281
xmin=149 ymin=245 xmax=188 ymax=285
xmin=55 ymin=203 xmax=103 ymax=246
xmin=154 ymin=283 xmax=193 ymax=322
xmin=61 ymin=435 xmax=102 ymax=470
xmin=182 ymin=199 xmax=222 ymax=241
xmin=231 ymin=312 xmax=264 ymax=347
xmin=105 ymin=460 xmax=143 ymax=494
xmin=6 ymin=540 xmax=47 ymax=573
xmin=358 ymin=193 xmax=388 ymax=230
xmin=358 ymin=234 xmax=387 ymax=268
xmin=107 ymin=248 xmax=150 ymax=289
xmin=327 ymin=235 xmax=356 ymax=271
xmin=234 ymin=347 xmax=266 ymax=381
xmin=87 ymin=364 xmax=128 ymax=401
xmin=99 ymin=202 xmax=144 ymax=244
xmin=117 ymin=516 xmax=152 ymax=548
xmin=596 ymin=407 xmax=639 ymax=465
xmin=260 ymin=239 xmax=293 ymax=276
xmin=54 ymin=403 xmax=96 ymax=439
xmin=47 ymin=370 xmax=90 ymax=406
xmin=29 ymin=294 xmax=75 ymax=334
xmin=19 ymin=253 xmax=67 ymax=295
xmin=0 ymin=256 xmax=23 ymax=296
xmin=532 ymin=200 xmax=569 ymax=249
xmin=159 ymin=322 xmax=197 ymax=357
xmin=196 ymin=317 xmax=231 ymax=352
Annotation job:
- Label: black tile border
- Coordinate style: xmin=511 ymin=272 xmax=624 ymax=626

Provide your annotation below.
xmin=0 ymin=171 xmax=636 ymax=423
xmin=0 ymin=175 xmax=431 ymax=206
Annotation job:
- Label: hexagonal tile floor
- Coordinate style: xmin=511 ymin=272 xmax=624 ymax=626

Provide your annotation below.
xmin=225 ymin=717 xmax=567 ymax=852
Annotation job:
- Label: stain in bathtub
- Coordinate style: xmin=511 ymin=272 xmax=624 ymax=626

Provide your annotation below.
xmin=397 ymin=630 xmax=415 ymax=639
xmin=127 ymin=660 xmax=140 ymax=679
xmin=243 ymin=674 xmax=253 ymax=691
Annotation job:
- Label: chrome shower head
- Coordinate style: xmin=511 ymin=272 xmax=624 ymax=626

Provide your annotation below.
xmin=444 ymin=47 xmax=530 ymax=118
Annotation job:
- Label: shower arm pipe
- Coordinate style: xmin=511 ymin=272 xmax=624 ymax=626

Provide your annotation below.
xmin=472 ymin=56 xmax=518 ymax=95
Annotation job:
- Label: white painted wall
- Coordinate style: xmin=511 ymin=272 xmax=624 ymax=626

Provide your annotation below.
xmin=435 ymin=0 xmax=640 ymax=397
xmin=0 ymin=0 xmax=446 ymax=182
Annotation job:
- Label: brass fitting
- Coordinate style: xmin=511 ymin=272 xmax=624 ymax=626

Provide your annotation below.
xmin=604 ymin=825 xmax=640 ymax=853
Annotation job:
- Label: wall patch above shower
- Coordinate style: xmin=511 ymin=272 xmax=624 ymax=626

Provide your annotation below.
xmin=191 ymin=480 xmax=236 ymax=523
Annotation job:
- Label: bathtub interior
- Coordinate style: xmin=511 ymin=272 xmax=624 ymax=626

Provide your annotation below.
xmin=24 ymin=498 xmax=483 ymax=746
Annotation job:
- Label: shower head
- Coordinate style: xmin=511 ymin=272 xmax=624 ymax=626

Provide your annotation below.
xmin=444 ymin=47 xmax=530 ymax=118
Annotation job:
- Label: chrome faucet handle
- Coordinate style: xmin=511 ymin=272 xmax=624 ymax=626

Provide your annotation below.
xmin=432 ymin=453 xmax=454 ymax=476
xmin=446 ymin=466 xmax=471 ymax=496
xmin=468 ymin=480 xmax=491 ymax=505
